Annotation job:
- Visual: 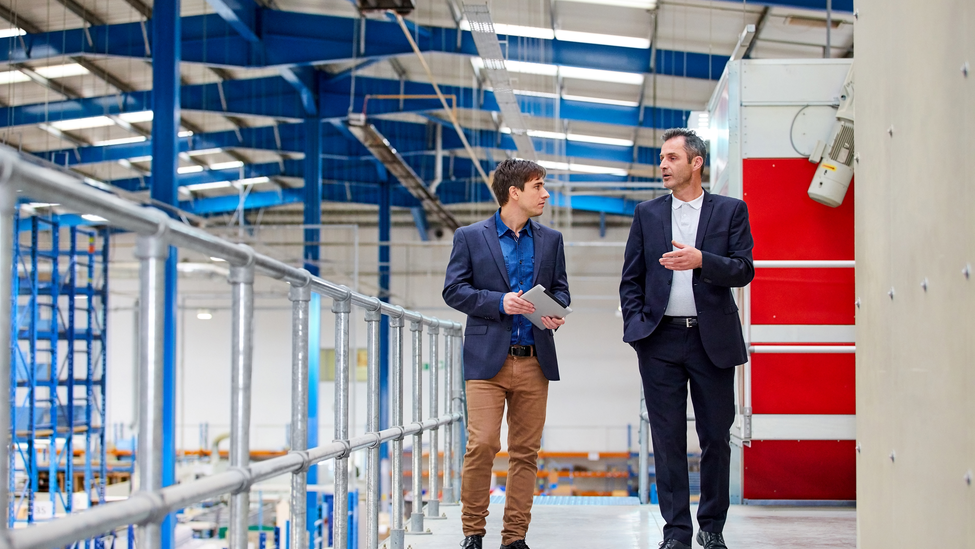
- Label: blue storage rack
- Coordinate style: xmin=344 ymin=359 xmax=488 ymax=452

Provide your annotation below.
xmin=8 ymin=213 xmax=109 ymax=547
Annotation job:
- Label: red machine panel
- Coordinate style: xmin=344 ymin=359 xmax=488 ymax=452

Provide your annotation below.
xmin=750 ymin=353 xmax=855 ymax=415
xmin=743 ymin=159 xmax=855 ymax=261
xmin=750 ymin=268 xmax=855 ymax=325
xmin=743 ymin=440 xmax=856 ymax=501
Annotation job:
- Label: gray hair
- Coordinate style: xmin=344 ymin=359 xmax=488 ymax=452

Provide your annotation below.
xmin=661 ymin=128 xmax=707 ymax=171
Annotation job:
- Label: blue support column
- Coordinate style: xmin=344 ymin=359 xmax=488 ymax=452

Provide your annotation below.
xmin=303 ymin=117 xmax=322 ymax=547
xmin=151 ymin=3 xmax=181 ymax=549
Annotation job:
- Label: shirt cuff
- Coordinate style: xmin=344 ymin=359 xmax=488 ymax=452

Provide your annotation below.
xmin=499 ymin=296 xmax=506 ymax=315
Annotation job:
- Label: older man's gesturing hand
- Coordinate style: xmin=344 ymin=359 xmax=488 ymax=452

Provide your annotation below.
xmin=659 ymin=240 xmax=703 ymax=271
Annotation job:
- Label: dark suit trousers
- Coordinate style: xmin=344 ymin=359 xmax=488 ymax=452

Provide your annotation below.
xmin=634 ymin=322 xmax=736 ymax=545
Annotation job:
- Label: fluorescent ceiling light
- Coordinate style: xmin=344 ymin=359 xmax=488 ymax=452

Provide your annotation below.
xmin=81 ymin=214 xmax=108 ymax=223
xmin=562 ymin=94 xmax=639 ymax=107
xmin=0 ymin=28 xmax=26 ymax=39
xmin=188 ymin=148 xmax=224 ymax=157
xmin=555 ymin=29 xmax=650 ymax=49
xmin=558 ymin=0 xmax=658 ymax=9
xmin=179 ymin=130 xmax=194 ymax=137
xmin=560 ymin=65 xmax=644 ymax=85
xmin=184 ymin=181 xmax=231 ymax=192
xmin=49 ymin=116 xmax=115 ymax=131
xmin=196 ymin=309 xmax=213 ymax=320
xmin=528 ymin=130 xmax=567 ymax=140
xmin=567 ymin=133 xmax=634 ymax=147
xmin=34 ymin=63 xmax=89 ymax=79
xmin=0 ymin=70 xmax=29 ymax=85
xmin=473 ymin=58 xmax=642 ymax=85
xmin=177 ymin=165 xmax=205 ymax=174
xmin=209 ymin=160 xmax=245 ymax=171
xmin=460 ymin=20 xmax=554 ymax=39
xmin=28 ymin=202 xmax=59 ymax=208
xmin=210 ymin=257 xmax=227 ymax=262
xmin=93 ymin=136 xmax=147 ymax=147
xmin=117 ymin=110 xmax=154 ymax=123
xmin=235 ymin=176 xmax=270 ymax=186
xmin=512 ymin=89 xmax=559 ymax=99
xmin=538 ymin=160 xmax=629 ymax=176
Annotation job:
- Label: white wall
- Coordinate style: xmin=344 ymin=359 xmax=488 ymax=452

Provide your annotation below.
xmin=104 ymin=222 xmax=695 ymax=455
xmin=856 ymin=1 xmax=975 ymax=545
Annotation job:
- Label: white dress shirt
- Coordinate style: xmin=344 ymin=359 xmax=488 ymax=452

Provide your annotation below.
xmin=664 ymin=191 xmax=705 ymax=317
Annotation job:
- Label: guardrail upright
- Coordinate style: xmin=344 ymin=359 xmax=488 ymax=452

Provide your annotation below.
xmin=426 ymin=322 xmax=443 ymax=519
xmin=638 ymin=388 xmax=650 ymax=505
xmin=408 ymin=319 xmax=426 ymax=534
xmin=450 ymin=327 xmax=464 ymax=503
xmin=388 ymin=308 xmax=406 ymax=549
xmin=228 ymin=250 xmax=256 ymax=549
xmin=441 ymin=328 xmax=455 ymax=505
xmin=288 ymin=278 xmax=312 ymax=549
xmin=135 ymin=232 xmax=169 ymax=549
xmin=332 ymin=295 xmax=352 ymax=549
xmin=364 ymin=304 xmax=382 ymax=549
xmin=0 ymin=184 xmax=11 ymax=531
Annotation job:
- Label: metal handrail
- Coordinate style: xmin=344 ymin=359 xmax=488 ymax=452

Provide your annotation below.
xmin=0 ymin=148 xmax=466 ymax=549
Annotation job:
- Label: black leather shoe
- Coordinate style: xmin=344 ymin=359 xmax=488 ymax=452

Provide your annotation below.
xmin=659 ymin=540 xmax=691 ymax=549
xmin=696 ymin=531 xmax=728 ymax=549
xmin=460 ymin=535 xmax=483 ymax=549
xmin=500 ymin=540 xmax=530 ymax=549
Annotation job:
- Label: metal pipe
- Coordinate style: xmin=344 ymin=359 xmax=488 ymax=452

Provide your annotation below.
xmin=135 ymin=235 xmax=169 ymax=549
xmin=409 ymin=320 xmax=425 ymax=532
xmin=638 ymin=388 xmax=650 ymax=505
xmin=441 ymin=329 xmax=455 ymax=505
xmin=450 ymin=329 xmax=464 ymax=502
xmin=364 ymin=305 xmax=382 ymax=549
xmin=427 ymin=323 xmax=441 ymax=518
xmin=288 ymin=280 xmax=312 ymax=549
xmin=825 ymin=0 xmax=832 ymax=58
xmin=0 ymin=181 xmax=16 ymax=532
xmin=229 ymin=259 xmax=256 ymax=549
xmin=388 ymin=311 xmax=406 ymax=549
xmin=749 ymin=345 xmax=855 ymax=354
xmin=332 ymin=296 xmax=352 ymax=549
xmin=3 ymin=412 xmax=463 ymax=549
xmin=753 ymin=260 xmax=854 ymax=268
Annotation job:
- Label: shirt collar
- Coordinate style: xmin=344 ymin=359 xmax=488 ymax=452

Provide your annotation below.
xmin=671 ymin=191 xmax=705 ymax=210
xmin=495 ymin=209 xmax=533 ymax=237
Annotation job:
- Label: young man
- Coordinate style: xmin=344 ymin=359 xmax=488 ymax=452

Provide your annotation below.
xmin=443 ymin=159 xmax=570 ymax=549
xmin=619 ymin=129 xmax=754 ymax=549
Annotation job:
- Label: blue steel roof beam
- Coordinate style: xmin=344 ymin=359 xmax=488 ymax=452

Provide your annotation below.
xmin=714 ymin=0 xmax=853 ymax=11
xmin=204 ymin=0 xmax=261 ymax=43
xmin=184 ymin=181 xmax=423 ymax=215
xmin=279 ymin=66 xmax=319 ymax=116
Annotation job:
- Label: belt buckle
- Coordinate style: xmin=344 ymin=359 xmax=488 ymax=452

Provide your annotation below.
xmin=685 ymin=317 xmax=693 ymax=328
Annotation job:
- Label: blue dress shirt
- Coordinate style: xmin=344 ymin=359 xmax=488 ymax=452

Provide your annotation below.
xmin=495 ymin=210 xmax=535 ymax=346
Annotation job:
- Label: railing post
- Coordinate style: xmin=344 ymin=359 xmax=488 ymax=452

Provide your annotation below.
xmin=388 ymin=310 xmax=405 ymax=549
xmin=364 ymin=304 xmax=382 ymax=549
xmin=426 ymin=322 xmax=443 ymax=519
xmin=408 ymin=320 xmax=426 ymax=534
xmin=639 ymin=388 xmax=650 ymax=505
xmin=0 ymin=183 xmax=14 ymax=530
xmin=451 ymin=328 xmax=464 ymax=502
xmin=288 ymin=279 xmax=312 ymax=549
xmin=331 ymin=295 xmax=352 ymax=549
xmin=229 ymin=253 xmax=256 ymax=549
xmin=134 ymin=234 xmax=169 ymax=549
xmin=440 ymin=327 xmax=455 ymax=506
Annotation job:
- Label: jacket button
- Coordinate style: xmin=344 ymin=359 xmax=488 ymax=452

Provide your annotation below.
xmin=506 ymin=327 xmax=511 ymax=331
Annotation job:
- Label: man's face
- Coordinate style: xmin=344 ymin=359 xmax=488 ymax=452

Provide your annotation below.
xmin=660 ymin=137 xmax=700 ymax=192
xmin=510 ymin=176 xmax=549 ymax=217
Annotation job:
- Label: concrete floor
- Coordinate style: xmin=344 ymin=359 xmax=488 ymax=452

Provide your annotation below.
xmin=391 ymin=497 xmax=856 ymax=549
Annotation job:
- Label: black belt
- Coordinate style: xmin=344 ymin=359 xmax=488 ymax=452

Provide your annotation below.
xmin=663 ymin=316 xmax=698 ymax=328
xmin=509 ymin=345 xmax=536 ymax=357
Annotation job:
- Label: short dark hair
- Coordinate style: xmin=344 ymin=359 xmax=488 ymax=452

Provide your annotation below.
xmin=661 ymin=128 xmax=708 ymax=172
xmin=491 ymin=159 xmax=546 ymax=206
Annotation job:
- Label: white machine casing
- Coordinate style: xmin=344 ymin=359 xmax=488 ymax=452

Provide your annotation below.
xmin=807 ymin=64 xmax=855 ymax=207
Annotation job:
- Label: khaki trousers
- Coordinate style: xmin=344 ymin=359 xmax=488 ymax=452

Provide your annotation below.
xmin=461 ymin=355 xmax=549 ymax=545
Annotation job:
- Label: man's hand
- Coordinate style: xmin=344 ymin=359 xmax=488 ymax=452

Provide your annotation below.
xmin=503 ymin=290 xmax=536 ymax=315
xmin=659 ymin=240 xmax=703 ymax=271
xmin=541 ymin=316 xmax=565 ymax=330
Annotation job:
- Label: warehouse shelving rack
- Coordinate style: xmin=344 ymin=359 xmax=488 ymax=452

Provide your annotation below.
xmin=8 ymin=213 xmax=109 ymax=543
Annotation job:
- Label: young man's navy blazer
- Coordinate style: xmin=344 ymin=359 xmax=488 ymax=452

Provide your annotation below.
xmin=443 ymin=215 xmax=570 ymax=381
xmin=619 ymin=190 xmax=755 ymax=368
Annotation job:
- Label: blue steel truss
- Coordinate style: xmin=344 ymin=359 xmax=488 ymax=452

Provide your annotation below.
xmin=8 ymin=214 xmax=109 ymax=548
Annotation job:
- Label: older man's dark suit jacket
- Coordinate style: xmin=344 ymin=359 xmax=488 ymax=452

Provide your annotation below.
xmin=619 ymin=191 xmax=754 ymax=368
xmin=443 ymin=216 xmax=570 ymax=381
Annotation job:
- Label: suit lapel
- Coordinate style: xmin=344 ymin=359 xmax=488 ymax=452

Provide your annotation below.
xmin=658 ymin=194 xmax=674 ymax=252
xmin=531 ymin=220 xmax=544 ymax=286
xmin=695 ymin=190 xmax=715 ymax=250
xmin=482 ymin=217 xmax=510 ymax=286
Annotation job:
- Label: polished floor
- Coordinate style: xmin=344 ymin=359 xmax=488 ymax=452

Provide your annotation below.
xmin=395 ymin=497 xmax=856 ymax=549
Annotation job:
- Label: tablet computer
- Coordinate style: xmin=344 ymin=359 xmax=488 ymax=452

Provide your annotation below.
xmin=521 ymin=284 xmax=572 ymax=330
